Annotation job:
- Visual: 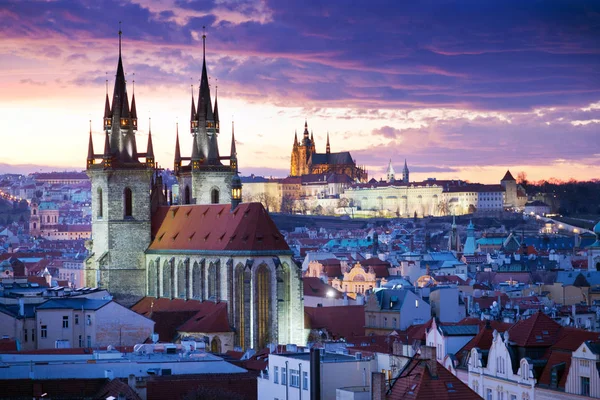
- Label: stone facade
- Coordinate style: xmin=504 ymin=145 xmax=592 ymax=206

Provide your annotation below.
xmin=86 ymin=168 xmax=152 ymax=305
xmin=144 ymin=253 xmax=304 ymax=350
xmin=178 ymin=168 xmax=233 ymax=206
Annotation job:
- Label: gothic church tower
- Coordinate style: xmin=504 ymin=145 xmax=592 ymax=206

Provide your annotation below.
xmin=175 ymin=31 xmax=236 ymax=205
xmin=85 ymin=30 xmax=154 ymax=305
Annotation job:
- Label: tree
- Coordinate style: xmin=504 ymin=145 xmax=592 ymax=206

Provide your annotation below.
xmin=436 ymin=200 xmax=450 ymax=216
xmin=254 ymin=192 xmax=278 ymax=212
xmin=517 ymin=171 xmax=528 ymax=186
xmin=296 ymin=200 xmax=309 ymax=215
xmin=468 ymin=204 xmax=477 ymax=214
xmin=313 ymin=205 xmax=324 ymax=215
xmin=280 ymin=194 xmax=296 ymax=214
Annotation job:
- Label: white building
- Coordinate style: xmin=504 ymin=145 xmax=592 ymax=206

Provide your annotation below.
xmin=257 ymin=351 xmax=375 ymax=400
xmin=426 ymin=319 xmax=479 ymax=364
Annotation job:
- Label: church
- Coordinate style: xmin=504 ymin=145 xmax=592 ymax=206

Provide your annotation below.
xmin=290 ymin=121 xmax=368 ymax=182
xmin=84 ymin=31 xmax=304 ymax=350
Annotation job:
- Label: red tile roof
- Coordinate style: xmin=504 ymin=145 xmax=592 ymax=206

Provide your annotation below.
xmin=388 ymin=356 xmax=480 ymax=400
xmin=305 ymin=305 xmax=365 ymax=339
xmin=131 ymin=297 xmax=207 ymax=316
xmin=0 ymin=337 xmax=17 ymax=351
xmin=508 ymin=311 xmax=562 ymax=347
xmin=177 ymin=302 xmax=231 ymax=333
xmin=303 ymin=277 xmax=344 ymax=299
xmin=149 ymin=203 xmax=290 ymax=253
xmin=146 ymin=372 xmax=258 ymax=400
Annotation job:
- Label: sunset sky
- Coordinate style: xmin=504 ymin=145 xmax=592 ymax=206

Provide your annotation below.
xmin=1 ymin=0 xmax=599 ymax=183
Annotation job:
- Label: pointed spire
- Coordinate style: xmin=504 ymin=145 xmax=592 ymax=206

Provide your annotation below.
xmin=303 ymin=119 xmax=309 ymax=138
xmin=326 ymin=132 xmax=330 ymax=154
xmin=147 ymin=118 xmax=154 ymax=158
xmin=174 ymin=123 xmax=181 ymax=163
xmin=191 ymin=133 xmax=200 ymax=161
xmin=198 ymin=26 xmax=213 ymax=123
xmin=118 ymin=21 xmax=122 ymax=57
xmin=87 ymin=121 xmax=94 ymax=167
xmin=103 ymin=91 xmax=111 ymax=119
xmin=213 ymin=84 xmax=220 ymax=126
xmin=190 ymin=84 xmax=196 ymax=120
xmin=230 ymin=121 xmax=237 ymax=157
xmin=130 ymin=92 xmax=137 ymax=120
xmin=294 ymin=130 xmax=298 ymax=146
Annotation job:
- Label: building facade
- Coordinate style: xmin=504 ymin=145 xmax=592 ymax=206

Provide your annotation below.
xmin=290 ymin=122 xmax=367 ymax=182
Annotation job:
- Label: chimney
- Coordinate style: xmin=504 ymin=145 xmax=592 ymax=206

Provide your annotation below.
xmin=310 ymin=348 xmax=321 ymax=400
xmin=371 ymin=372 xmax=386 ymax=400
xmin=421 ymin=346 xmax=438 ymax=378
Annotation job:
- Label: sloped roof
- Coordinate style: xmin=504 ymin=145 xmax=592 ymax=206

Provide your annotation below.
xmin=37 ymin=298 xmax=110 ymax=311
xmin=501 ymin=170 xmax=515 ymax=181
xmin=310 ymin=151 xmax=354 ymax=165
xmin=131 ymin=297 xmax=207 ymax=316
xmin=388 ymin=356 xmax=480 ymax=400
xmin=508 ymin=311 xmax=561 ymax=347
xmin=148 ymin=202 xmax=291 ymax=254
xmin=145 ymin=372 xmax=258 ymax=400
xmin=374 ymin=289 xmax=410 ymax=310
xmin=304 ymin=305 xmax=365 ymax=339
xmin=177 ymin=302 xmax=231 ymax=333
xmin=303 ymin=277 xmax=344 ymax=299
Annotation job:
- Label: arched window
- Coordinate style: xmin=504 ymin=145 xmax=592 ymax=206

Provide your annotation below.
xmin=33 ymin=209 xmax=36 ymax=215
xmin=211 ymin=188 xmax=219 ymax=204
xmin=123 ymin=187 xmax=132 ymax=217
xmin=256 ymin=264 xmax=271 ymax=348
xmin=33 ymin=222 xmax=37 ymax=230
xmin=97 ymin=188 xmax=103 ymax=218
xmin=184 ymin=186 xmax=190 ymax=205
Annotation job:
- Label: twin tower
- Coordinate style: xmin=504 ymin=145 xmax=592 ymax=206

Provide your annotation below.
xmin=85 ymin=31 xmax=240 ymax=302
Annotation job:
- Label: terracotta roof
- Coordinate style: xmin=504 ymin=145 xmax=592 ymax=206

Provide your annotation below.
xmin=177 ymin=302 xmax=231 ymax=333
xmin=94 ymin=378 xmax=142 ymax=400
xmin=305 ymin=305 xmax=365 ymax=339
xmin=146 ymin=372 xmax=259 ymax=400
xmin=303 ymin=277 xmax=344 ymax=299
xmin=149 ymin=203 xmax=290 ymax=253
xmin=388 ymin=356 xmax=480 ymax=400
xmin=508 ymin=311 xmax=562 ymax=347
xmin=131 ymin=297 xmax=208 ymax=316
xmin=537 ymin=350 xmax=572 ymax=389
xmin=0 ymin=337 xmax=17 ymax=351
xmin=149 ymin=310 xmax=199 ymax=342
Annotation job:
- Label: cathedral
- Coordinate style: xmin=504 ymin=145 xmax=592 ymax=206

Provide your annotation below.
xmin=84 ymin=31 xmax=304 ymax=349
xmin=290 ymin=121 xmax=368 ymax=182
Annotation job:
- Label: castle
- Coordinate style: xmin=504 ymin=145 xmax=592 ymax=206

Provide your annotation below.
xmin=290 ymin=121 xmax=368 ymax=182
xmin=84 ymin=31 xmax=304 ymax=349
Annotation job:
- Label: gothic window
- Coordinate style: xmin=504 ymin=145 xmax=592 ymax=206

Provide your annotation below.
xmin=256 ymin=264 xmax=271 ymax=349
xmin=277 ymin=264 xmax=291 ymax=343
xmin=192 ymin=262 xmax=201 ymax=299
xmin=33 ymin=209 xmax=36 ymax=215
xmin=235 ymin=264 xmax=251 ymax=349
xmin=184 ymin=185 xmax=190 ymax=205
xmin=147 ymin=261 xmax=156 ymax=297
xmin=123 ymin=187 xmax=133 ymax=217
xmin=177 ymin=261 xmax=186 ymax=298
xmin=33 ymin=223 xmax=36 ymax=230
xmin=162 ymin=260 xmax=172 ymax=298
xmin=211 ymin=188 xmax=219 ymax=204
xmin=208 ymin=262 xmax=219 ymax=300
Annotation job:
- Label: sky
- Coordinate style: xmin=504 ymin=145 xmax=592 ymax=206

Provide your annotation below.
xmin=1 ymin=0 xmax=599 ymax=183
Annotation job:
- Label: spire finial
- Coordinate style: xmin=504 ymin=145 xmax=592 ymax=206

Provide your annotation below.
xmin=132 ymin=72 xmax=135 ymax=94
xmin=149 ymin=117 xmax=151 ymax=133
xmin=89 ymin=119 xmax=92 ymax=134
xmin=118 ymin=21 xmax=122 ymax=57
xmin=105 ymin=72 xmax=108 ymax=95
xmin=202 ymin=25 xmax=206 ymax=59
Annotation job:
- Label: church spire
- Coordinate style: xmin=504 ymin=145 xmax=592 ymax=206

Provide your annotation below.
xmin=214 ymin=84 xmax=220 ymax=131
xmin=303 ymin=119 xmax=309 ymax=138
xmin=146 ymin=118 xmax=154 ymax=168
xmin=293 ymin=130 xmax=298 ymax=147
xmin=87 ymin=121 xmax=94 ymax=168
xmin=230 ymin=121 xmax=238 ymax=172
xmin=190 ymin=84 xmax=197 ymax=133
xmin=174 ymin=123 xmax=181 ymax=172
xmin=402 ymin=159 xmax=409 ymax=183
xmin=326 ymin=132 xmax=330 ymax=154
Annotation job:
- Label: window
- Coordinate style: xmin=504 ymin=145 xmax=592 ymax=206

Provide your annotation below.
xmin=62 ymin=316 xmax=69 ymax=328
xmin=580 ymin=359 xmax=590 ymax=368
xmin=415 ymin=299 xmax=419 ymax=308
xmin=290 ymin=369 xmax=300 ymax=388
xmin=97 ymin=188 xmax=103 ymax=218
xmin=87 ymin=335 xmax=91 ymax=347
xmin=24 ymin=329 xmax=27 ymax=342
xmin=581 ymin=377 xmax=590 ymax=396
xmin=32 ymin=329 xmax=35 ymax=342
xmin=79 ymin=335 xmax=83 ymax=347
xmin=124 ymin=187 xmax=133 ymax=217
xmin=75 ymin=314 xmax=79 ymax=325
xmin=303 ymin=371 xmax=308 ymax=390
xmin=486 ymin=389 xmax=492 ymax=400
xmin=281 ymin=367 xmax=287 ymax=385
xmin=41 ymin=325 xmax=47 ymax=338
xmin=273 ymin=366 xmax=279 ymax=384
xmin=211 ymin=188 xmax=219 ymax=204
xmin=86 ymin=315 xmax=91 ymax=325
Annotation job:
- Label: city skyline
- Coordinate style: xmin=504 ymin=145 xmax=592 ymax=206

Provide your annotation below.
xmin=1 ymin=1 xmax=600 ymax=183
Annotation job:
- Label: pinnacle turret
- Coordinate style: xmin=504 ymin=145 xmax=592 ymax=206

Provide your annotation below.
xmin=87 ymin=123 xmax=94 ymax=168
xmin=326 ymin=132 xmax=330 ymax=154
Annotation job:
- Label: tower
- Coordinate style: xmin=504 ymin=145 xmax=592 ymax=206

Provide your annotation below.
xmin=386 ymin=159 xmax=395 ymax=183
xmin=176 ymin=30 xmax=235 ymax=205
xmin=402 ymin=159 xmax=409 ymax=183
xmin=500 ymin=170 xmax=517 ymax=209
xmin=463 ymin=220 xmax=476 ymax=255
xmin=326 ymin=132 xmax=330 ymax=154
xmin=85 ymin=28 xmax=154 ymax=304
xmin=588 ymin=221 xmax=600 ymax=272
